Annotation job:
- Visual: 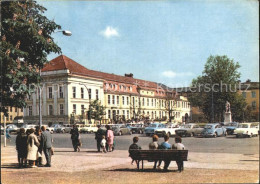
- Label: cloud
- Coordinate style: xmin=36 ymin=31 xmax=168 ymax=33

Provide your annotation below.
xmin=162 ymin=70 xmax=193 ymax=78
xmin=100 ymin=26 xmax=119 ymax=38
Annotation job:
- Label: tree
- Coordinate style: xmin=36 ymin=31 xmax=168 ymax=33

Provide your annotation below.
xmin=88 ymin=100 xmax=106 ymax=124
xmin=188 ymin=55 xmax=246 ymax=122
xmin=1 ymin=0 xmax=62 ymax=115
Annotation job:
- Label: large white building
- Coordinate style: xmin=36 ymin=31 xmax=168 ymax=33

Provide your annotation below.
xmin=23 ymin=55 xmax=191 ymax=125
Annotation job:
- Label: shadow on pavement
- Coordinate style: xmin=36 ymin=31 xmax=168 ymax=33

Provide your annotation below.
xmin=1 ymin=163 xmax=21 ymax=169
xmin=106 ymin=168 xmax=180 ymax=173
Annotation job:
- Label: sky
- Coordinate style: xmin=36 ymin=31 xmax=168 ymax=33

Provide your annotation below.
xmin=40 ymin=0 xmax=259 ymax=87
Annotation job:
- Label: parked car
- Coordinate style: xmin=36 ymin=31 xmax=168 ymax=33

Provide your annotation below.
xmin=224 ymin=122 xmax=239 ymax=135
xmin=81 ymin=124 xmax=98 ymax=133
xmin=112 ymin=124 xmax=132 ymax=136
xmin=6 ymin=124 xmax=19 ymax=134
xmin=130 ymin=124 xmax=145 ymax=134
xmin=64 ymin=124 xmax=73 ymax=133
xmin=233 ymin=123 xmax=259 ymax=138
xmin=17 ymin=124 xmax=38 ymax=133
xmin=175 ymin=123 xmax=204 ymax=137
xmin=144 ymin=123 xmax=166 ymax=136
xmin=200 ymin=123 xmax=226 ymax=138
xmin=55 ymin=125 xmax=66 ymax=133
xmin=154 ymin=123 xmax=180 ymax=137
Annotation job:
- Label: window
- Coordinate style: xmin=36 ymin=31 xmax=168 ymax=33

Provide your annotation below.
xmin=127 ymin=97 xmax=129 ymax=105
xmin=108 ymin=110 xmax=111 ymax=119
xmin=251 ymin=91 xmax=256 ymax=98
xmin=21 ymin=108 xmax=23 ymax=112
xmin=122 ymin=96 xmax=125 ymax=105
xmin=49 ymin=105 xmax=53 ymax=115
xmin=59 ymin=86 xmax=64 ymax=98
xmin=117 ymin=96 xmax=119 ymax=105
xmin=60 ymin=104 xmax=64 ymax=115
xmin=115 ymin=84 xmax=117 ymax=90
xmin=112 ymin=95 xmax=115 ymax=105
xmin=72 ymin=87 xmax=76 ymax=98
xmin=127 ymin=110 xmax=129 ymax=119
xmin=96 ymin=89 xmax=99 ymax=100
xmin=81 ymin=88 xmax=84 ymax=99
xmin=15 ymin=107 xmax=18 ymax=112
xmin=73 ymin=104 xmax=76 ymax=114
xmin=142 ymin=98 xmax=145 ymax=106
xmin=88 ymin=89 xmax=91 ymax=99
xmin=242 ymin=92 xmax=246 ymax=98
xmin=152 ymin=99 xmax=153 ymax=106
xmin=129 ymin=86 xmax=132 ymax=91
xmin=10 ymin=115 xmax=13 ymax=121
xmin=81 ymin=105 xmax=85 ymax=115
xmin=252 ymin=101 xmax=256 ymax=110
xmin=122 ymin=110 xmax=125 ymax=116
xmin=29 ymin=106 xmax=32 ymax=116
xmin=147 ymin=98 xmax=149 ymax=106
xmin=132 ymin=97 xmax=135 ymax=106
xmin=48 ymin=87 xmax=52 ymax=99
xmin=117 ymin=110 xmax=119 ymax=115
xmin=108 ymin=95 xmax=111 ymax=105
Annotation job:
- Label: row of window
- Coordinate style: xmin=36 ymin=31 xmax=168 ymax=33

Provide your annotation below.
xmin=72 ymin=87 xmax=99 ymax=100
xmin=4 ymin=107 xmax=23 ymax=113
xmin=28 ymin=104 xmax=64 ymax=116
xmin=107 ymin=95 xmax=190 ymax=108
xmin=242 ymin=91 xmax=257 ymax=98
xmin=105 ymin=83 xmax=133 ymax=92
xmin=0 ymin=115 xmax=13 ymax=121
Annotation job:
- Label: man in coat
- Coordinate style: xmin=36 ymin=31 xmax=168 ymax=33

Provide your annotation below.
xmin=95 ymin=125 xmax=104 ymax=152
xmin=41 ymin=126 xmax=52 ymax=167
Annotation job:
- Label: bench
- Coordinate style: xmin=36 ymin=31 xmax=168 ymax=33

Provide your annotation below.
xmin=129 ymin=150 xmax=188 ymax=170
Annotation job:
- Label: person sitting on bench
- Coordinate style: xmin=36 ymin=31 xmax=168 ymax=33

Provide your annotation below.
xmin=172 ymin=136 xmax=185 ymax=172
xmin=159 ymin=134 xmax=172 ymax=171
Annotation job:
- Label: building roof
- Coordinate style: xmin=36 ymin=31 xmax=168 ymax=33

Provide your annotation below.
xmin=42 ymin=55 xmax=164 ymax=91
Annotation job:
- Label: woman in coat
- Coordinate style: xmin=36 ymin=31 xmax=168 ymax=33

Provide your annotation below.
xmin=70 ymin=125 xmax=81 ymax=152
xmin=16 ymin=128 xmax=28 ymax=168
xmin=106 ymin=126 xmax=114 ymax=152
xmin=27 ymin=128 xmax=40 ymax=168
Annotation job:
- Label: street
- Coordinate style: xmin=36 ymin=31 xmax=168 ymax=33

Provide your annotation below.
xmin=2 ymin=133 xmax=259 ymax=154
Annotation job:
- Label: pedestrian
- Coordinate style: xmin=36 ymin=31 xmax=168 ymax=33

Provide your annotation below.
xmin=95 ymin=125 xmax=104 ymax=152
xmin=6 ymin=128 xmax=11 ymax=140
xmin=27 ymin=128 xmax=40 ymax=168
xmin=160 ymin=134 xmax=172 ymax=171
xmin=41 ymin=126 xmax=53 ymax=167
xmin=70 ymin=125 xmax=81 ymax=152
xmin=35 ymin=126 xmax=43 ymax=166
xmin=106 ymin=125 xmax=114 ymax=152
xmin=172 ymin=136 xmax=185 ymax=172
xmin=15 ymin=128 xmax=27 ymax=168
xmin=100 ymin=135 xmax=107 ymax=153
xmin=149 ymin=134 xmax=162 ymax=169
xmin=129 ymin=136 xmax=141 ymax=165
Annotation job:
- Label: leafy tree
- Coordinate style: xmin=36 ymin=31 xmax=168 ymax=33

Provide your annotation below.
xmin=188 ymin=55 xmax=246 ymax=122
xmin=88 ymin=100 xmax=106 ymax=124
xmin=1 ymin=0 xmax=61 ymax=115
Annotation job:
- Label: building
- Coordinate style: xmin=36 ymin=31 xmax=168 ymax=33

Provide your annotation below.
xmin=0 ymin=107 xmax=23 ymax=125
xmin=23 ymin=55 xmax=191 ymax=125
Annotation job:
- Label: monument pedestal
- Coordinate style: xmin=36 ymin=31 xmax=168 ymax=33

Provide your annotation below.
xmin=224 ymin=112 xmax=232 ymax=125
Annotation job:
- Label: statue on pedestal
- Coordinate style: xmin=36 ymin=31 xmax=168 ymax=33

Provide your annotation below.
xmin=225 ymin=101 xmax=231 ymax=113
xmin=224 ymin=101 xmax=232 ymax=124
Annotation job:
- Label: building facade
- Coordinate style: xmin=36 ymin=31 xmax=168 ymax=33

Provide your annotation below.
xmin=0 ymin=107 xmax=23 ymax=124
xmin=23 ymin=55 xmax=191 ymax=125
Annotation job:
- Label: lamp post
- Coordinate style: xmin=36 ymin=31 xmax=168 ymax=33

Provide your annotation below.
xmin=39 ymin=30 xmax=71 ymax=127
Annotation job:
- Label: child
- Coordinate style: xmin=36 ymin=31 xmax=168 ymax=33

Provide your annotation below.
xmin=100 ymin=135 xmax=107 ymax=153
xmin=129 ymin=136 xmax=141 ymax=165
xmin=172 ymin=136 xmax=185 ymax=172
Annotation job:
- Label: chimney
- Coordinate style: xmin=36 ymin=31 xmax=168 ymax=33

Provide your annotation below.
xmin=125 ymin=73 xmax=133 ymax=78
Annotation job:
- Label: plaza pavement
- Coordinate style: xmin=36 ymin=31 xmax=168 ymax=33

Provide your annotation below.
xmin=1 ymin=146 xmax=259 ymax=183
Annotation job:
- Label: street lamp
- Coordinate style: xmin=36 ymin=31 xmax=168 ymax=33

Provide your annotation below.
xmin=39 ymin=30 xmax=71 ymax=127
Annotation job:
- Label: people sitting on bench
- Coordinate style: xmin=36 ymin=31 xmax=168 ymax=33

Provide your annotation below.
xmin=172 ymin=136 xmax=185 ymax=172
xmin=149 ymin=134 xmax=162 ymax=169
xmin=129 ymin=136 xmax=142 ymax=165
xmin=160 ymin=134 xmax=172 ymax=171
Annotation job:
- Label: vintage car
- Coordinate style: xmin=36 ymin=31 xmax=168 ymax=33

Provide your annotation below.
xmin=233 ymin=123 xmax=259 ymax=138
xmin=175 ymin=123 xmax=204 ymax=137
xmin=200 ymin=123 xmax=226 ymax=138
xmin=154 ymin=123 xmax=181 ymax=137
xmin=144 ymin=123 xmax=166 ymax=136
xmin=17 ymin=124 xmax=38 ymax=133
xmin=81 ymin=124 xmax=98 ymax=133
xmin=112 ymin=124 xmax=132 ymax=136
xmin=6 ymin=124 xmax=19 ymax=134
xmin=130 ymin=124 xmax=145 ymax=134
xmin=48 ymin=124 xmax=65 ymax=133
xmin=224 ymin=122 xmax=239 ymax=135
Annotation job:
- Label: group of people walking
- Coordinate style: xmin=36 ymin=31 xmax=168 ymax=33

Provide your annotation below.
xmin=129 ymin=134 xmax=185 ymax=172
xmin=16 ymin=126 xmax=53 ymax=168
xmin=95 ymin=125 xmax=114 ymax=153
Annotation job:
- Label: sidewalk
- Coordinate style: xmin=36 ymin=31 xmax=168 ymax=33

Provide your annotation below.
xmin=1 ymin=146 xmax=259 ymax=184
